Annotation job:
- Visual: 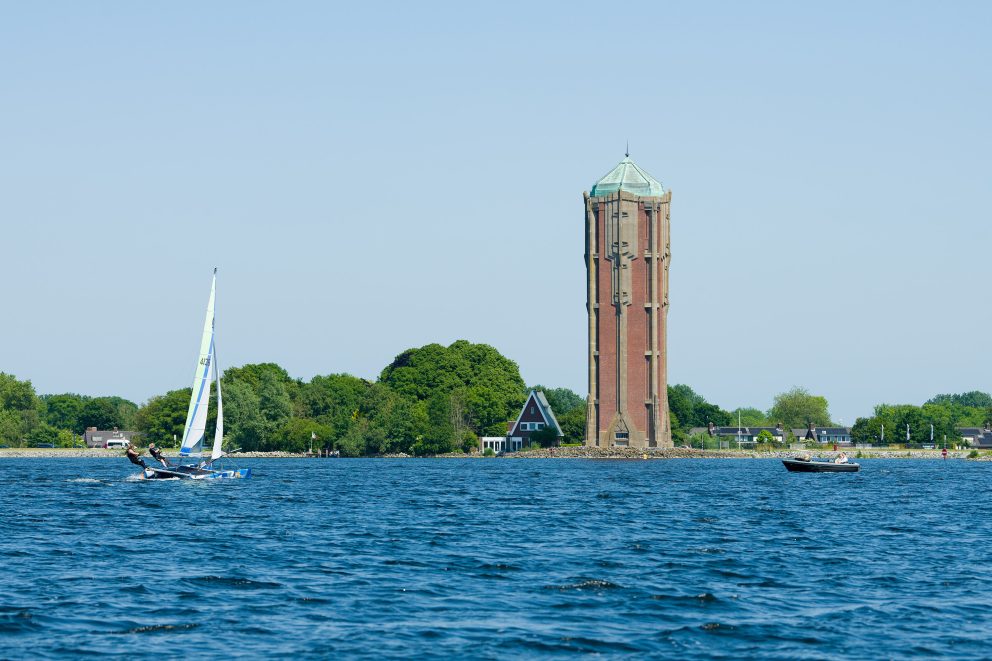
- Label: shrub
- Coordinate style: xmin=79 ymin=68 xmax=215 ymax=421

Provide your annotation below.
xmin=483 ymin=447 xmax=495 ymax=457
xmin=968 ymin=449 xmax=979 ymax=459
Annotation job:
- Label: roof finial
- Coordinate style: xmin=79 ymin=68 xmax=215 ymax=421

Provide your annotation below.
xmin=625 ymin=140 xmax=629 ymax=158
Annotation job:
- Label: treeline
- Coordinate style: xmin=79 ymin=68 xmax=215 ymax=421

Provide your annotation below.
xmin=850 ymin=392 xmax=992 ymax=446
xmin=670 ymin=385 xmax=834 ymax=440
xmin=4 ymin=344 xmax=990 ymax=452
xmin=0 ymin=341 xmax=586 ymax=456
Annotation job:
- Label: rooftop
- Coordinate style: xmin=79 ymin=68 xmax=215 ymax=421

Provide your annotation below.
xmin=590 ymin=156 xmax=665 ymax=197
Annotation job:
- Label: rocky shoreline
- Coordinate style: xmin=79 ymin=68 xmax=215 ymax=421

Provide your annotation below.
xmin=1 ymin=447 xmax=985 ymax=460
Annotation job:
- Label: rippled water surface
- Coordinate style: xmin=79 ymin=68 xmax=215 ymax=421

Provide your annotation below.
xmin=2 ymin=458 xmax=991 ymax=659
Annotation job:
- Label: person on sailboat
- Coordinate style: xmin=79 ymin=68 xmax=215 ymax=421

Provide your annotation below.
xmin=148 ymin=443 xmax=169 ymax=467
xmin=125 ymin=444 xmax=147 ymax=470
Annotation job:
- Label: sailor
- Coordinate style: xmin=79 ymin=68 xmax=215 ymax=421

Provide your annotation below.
xmin=125 ymin=444 xmax=147 ymax=470
xmin=148 ymin=442 xmax=169 ymax=467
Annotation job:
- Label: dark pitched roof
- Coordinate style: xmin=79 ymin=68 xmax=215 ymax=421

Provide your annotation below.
xmin=510 ymin=390 xmax=563 ymax=436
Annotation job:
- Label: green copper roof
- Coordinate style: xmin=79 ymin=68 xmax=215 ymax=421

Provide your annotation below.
xmin=590 ymin=156 xmax=665 ymax=197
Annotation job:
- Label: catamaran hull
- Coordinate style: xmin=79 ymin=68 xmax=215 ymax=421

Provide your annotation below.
xmin=141 ymin=466 xmax=251 ymax=480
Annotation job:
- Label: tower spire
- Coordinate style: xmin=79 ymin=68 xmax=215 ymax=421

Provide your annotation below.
xmin=625 ymin=140 xmax=629 ymax=158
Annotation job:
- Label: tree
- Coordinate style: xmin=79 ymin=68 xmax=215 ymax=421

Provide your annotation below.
xmin=531 ymin=386 xmax=585 ymax=416
xmin=851 ymin=403 xmax=960 ymax=447
xmin=557 ymin=407 xmax=586 ymax=444
xmin=136 ymin=389 xmax=192 ymax=447
xmin=667 ymin=384 xmax=731 ymax=431
xmin=301 ymin=374 xmax=367 ymax=440
xmin=258 ymin=370 xmax=292 ymax=429
xmin=224 ymin=363 xmax=303 ymax=415
xmin=767 ymin=387 xmax=831 ymax=428
xmin=222 ymin=379 xmax=265 ymax=451
xmin=271 ymin=418 xmax=335 ymax=454
xmin=41 ymin=394 xmax=89 ymax=434
xmin=927 ymin=391 xmax=992 ymax=409
xmin=730 ymin=407 xmax=768 ymax=427
xmin=755 ymin=429 xmax=778 ymax=447
xmin=414 ymin=391 xmax=458 ymax=455
xmin=380 ymin=340 xmax=527 ymax=438
xmin=529 ymin=424 xmax=560 ymax=448
xmin=79 ymin=397 xmax=138 ymax=430
xmin=0 ymin=373 xmax=37 ymax=412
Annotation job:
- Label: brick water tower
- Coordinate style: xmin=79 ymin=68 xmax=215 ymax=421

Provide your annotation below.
xmin=584 ymin=155 xmax=673 ymax=449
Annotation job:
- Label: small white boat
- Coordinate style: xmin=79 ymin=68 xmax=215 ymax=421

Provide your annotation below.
xmin=141 ymin=269 xmax=250 ymax=481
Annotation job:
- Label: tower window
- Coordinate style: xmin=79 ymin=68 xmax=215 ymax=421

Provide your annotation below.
xmin=615 ymin=432 xmax=629 ymax=440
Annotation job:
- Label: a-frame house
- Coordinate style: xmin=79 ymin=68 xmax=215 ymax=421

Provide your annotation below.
xmin=505 ymin=390 xmax=564 ymax=450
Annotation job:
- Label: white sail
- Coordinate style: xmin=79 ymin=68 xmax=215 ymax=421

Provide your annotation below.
xmin=210 ymin=339 xmax=224 ymax=462
xmin=179 ymin=271 xmax=216 ymax=458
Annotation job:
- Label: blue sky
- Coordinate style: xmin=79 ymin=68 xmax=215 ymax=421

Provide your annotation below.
xmin=2 ymin=1 xmax=990 ymax=424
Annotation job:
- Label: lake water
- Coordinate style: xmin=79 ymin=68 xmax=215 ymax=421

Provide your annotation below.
xmin=1 ymin=458 xmax=991 ymax=659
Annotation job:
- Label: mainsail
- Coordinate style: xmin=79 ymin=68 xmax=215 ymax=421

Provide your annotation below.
xmin=179 ymin=271 xmax=217 ymax=458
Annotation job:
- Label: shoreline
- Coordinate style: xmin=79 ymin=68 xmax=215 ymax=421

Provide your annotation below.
xmin=1 ymin=447 xmax=987 ymax=460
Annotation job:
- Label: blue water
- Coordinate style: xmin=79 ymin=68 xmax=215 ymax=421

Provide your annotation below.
xmin=1 ymin=458 xmax=991 ymax=659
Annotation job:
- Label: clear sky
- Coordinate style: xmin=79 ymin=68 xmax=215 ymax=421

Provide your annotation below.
xmin=2 ymin=1 xmax=990 ymax=425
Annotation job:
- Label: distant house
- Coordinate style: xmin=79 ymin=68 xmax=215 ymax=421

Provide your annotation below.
xmin=83 ymin=427 xmax=137 ymax=449
xmin=480 ymin=390 xmax=563 ymax=454
xmin=688 ymin=422 xmax=788 ymax=445
xmin=793 ymin=424 xmax=853 ymax=446
xmin=958 ymin=426 xmax=992 ymax=448
xmin=687 ymin=422 xmax=852 ymax=446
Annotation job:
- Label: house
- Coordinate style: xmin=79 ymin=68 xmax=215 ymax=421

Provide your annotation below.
xmin=481 ymin=390 xmax=563 ymax=453
xmin=83 ymin=427 xmax=137 ymax=449
xmin=958 ymin=426 xmax=992 ymax=448
xmin=688 ymin=422 xmax=788 ymax=445
xmin=791 ymin=424 xmax=853 ymax=445
xmin=687 ymin=422 xmax=852 ymax=446
xmin=814 ymin=426 xmax=853 ymax=445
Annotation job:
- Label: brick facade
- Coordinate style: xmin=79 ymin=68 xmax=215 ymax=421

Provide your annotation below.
xmin=585 ymin=174 xmax=672 ymax=449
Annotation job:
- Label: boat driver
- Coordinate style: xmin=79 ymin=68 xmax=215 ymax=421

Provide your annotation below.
xmin=148 ymin=442 xmax=169 ymax=467
xmin=125 ymin=444 xmax=147 ymax=470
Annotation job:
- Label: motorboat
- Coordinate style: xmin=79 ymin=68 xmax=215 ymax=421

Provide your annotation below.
xmin=782 ymin=457 xmax=860 ymax=473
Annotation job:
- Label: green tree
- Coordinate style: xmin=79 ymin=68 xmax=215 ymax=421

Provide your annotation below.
xmin=557 ymin=406 xmax=586 ymax=444
xmin=271 ymin=418 xmax=335 ymax=454
xmin=767 ymin=387 xmax=831 ymax=428
xmin=531 ymin=386 xmax=585 ymax=416
xmin=222 ymin=379 xmax=264 ymax=451
xmin=927 ymin=391 xmax=992 ymax=409
xmin=28 ymin=422 xmax=59 ymax=447
xmin=667 ymin=384 xmax=731 ymax=431
xmin=40 ymin=394 xmax=89 ymax=433
xmin=755 ymin=429 xmax=778 ymax=448
xmin=529 ymin=424 xmax=560 ymax=448
xmin=850 ymin=415 xmax=883 ymax=445
xmin=301 ymin=373 xmax=367 ymax=441
xmin=380 ymin=340 xmax=527 ymax=439
xmin=136 ymin=389 xmax=192 ymax=447
xmin=0 ymin=372 xmax=37 ymax=411
xmin=79 ymin=397 xmax=138 ymax=430
xmin=258 ymin=370 xmax=292 ymax=430
xmin=730 ymin=407 xmax=768 ymax=427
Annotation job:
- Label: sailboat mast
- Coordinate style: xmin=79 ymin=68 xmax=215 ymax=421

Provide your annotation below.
xmin=211 ymin=337 xmax=224 ymax=462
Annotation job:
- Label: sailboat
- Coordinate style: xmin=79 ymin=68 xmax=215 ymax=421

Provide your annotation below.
xmin=141 ymin=269 xmax=251 ymax=480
